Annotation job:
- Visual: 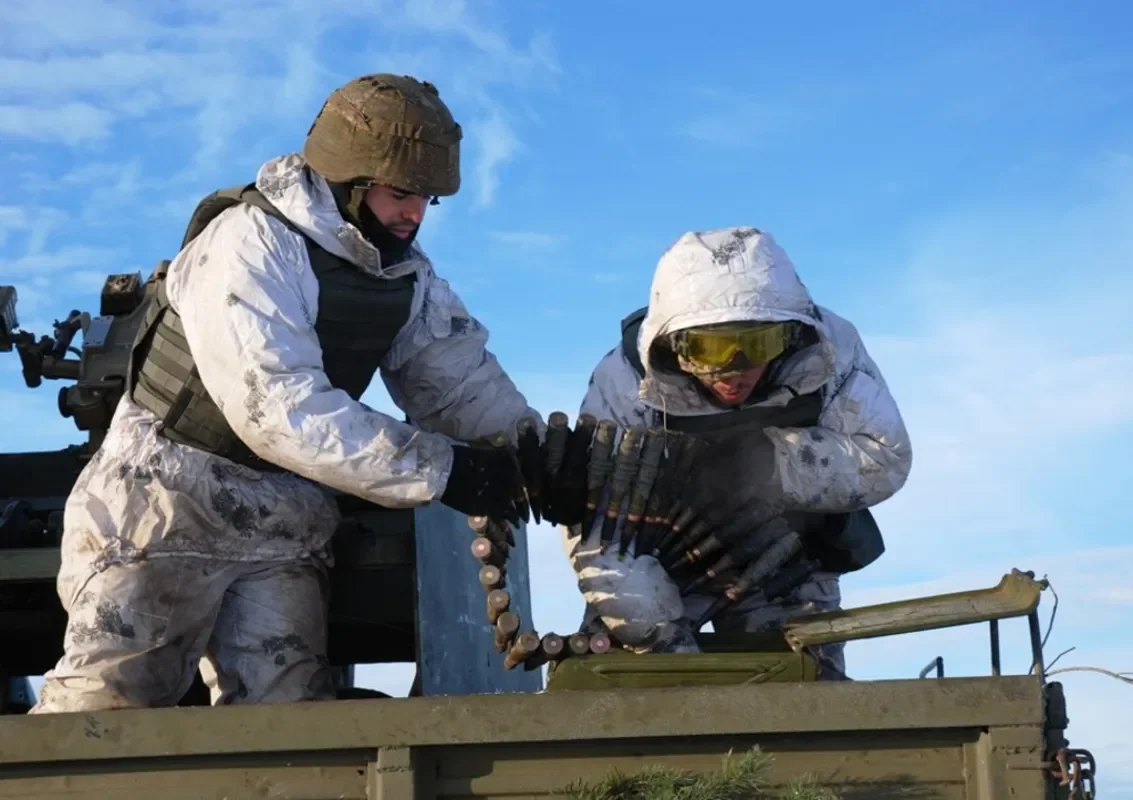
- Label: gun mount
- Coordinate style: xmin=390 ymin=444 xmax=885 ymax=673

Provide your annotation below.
xmin=1 ymin=274 xmax=150 ymax=453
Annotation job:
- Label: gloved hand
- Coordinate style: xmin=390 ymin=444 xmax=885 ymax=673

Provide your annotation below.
xmin=439 ymin=444 xmax=523 ymax=526
xmin=674 ymin=431 xmax=786 ymax=545
xmin=539 ymin=420 xmax=590 ymax=527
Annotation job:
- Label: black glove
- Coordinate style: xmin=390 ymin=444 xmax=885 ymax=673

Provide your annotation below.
xmin=801 ymin=507 xmax=885 ymax=574
xmin=676 ymin=432 xmax=785 ymax=537
xmin=540 ymin=423 xmax=589 ymax=527
xmin=439 ymin=445 xmax=523 ymax=526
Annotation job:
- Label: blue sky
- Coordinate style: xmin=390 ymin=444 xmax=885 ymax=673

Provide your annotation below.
xmin=2 ymin=0 xmax=1131 ymax=786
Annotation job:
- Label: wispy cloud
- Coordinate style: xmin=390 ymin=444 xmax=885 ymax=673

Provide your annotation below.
xmin=471 ymin=110 xmax=522 ymax=208
xmin=0 ymin=102 xmax=115 ymax=146
xmin=679 ymin=97 xmax=790 ymax=148
xmin=0 ymin=1 xmax=559 ymax=207
xmin=489 ymin=231 xmax=564 ymax=249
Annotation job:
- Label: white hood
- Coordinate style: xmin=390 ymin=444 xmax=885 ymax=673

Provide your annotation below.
xmin=636 ymin=227 xmax=837 ymax=416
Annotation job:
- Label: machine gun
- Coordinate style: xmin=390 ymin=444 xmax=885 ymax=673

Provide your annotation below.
xmin=1 ymin=273 xmax=151 ymax=453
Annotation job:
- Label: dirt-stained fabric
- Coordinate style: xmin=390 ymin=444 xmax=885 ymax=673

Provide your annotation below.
xmin=32 ymin=554 xmax=334 ymax=712
xmin=562 ymin=227 xmax=913 ymax=672
xmin=30 ymin=151 xmax=540 ymax=712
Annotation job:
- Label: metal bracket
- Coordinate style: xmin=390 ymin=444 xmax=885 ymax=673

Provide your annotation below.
xmin=918 ymin=656 xmax=944 ymax=679
xmin=1045 ymin=747 xmax=1097 ymax=799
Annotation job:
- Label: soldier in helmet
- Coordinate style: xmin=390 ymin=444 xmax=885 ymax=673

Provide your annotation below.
xmin=31 ymin=75 xmax=542 ymax=712
xmin=557 ymin=227 xmax=912 ymax=677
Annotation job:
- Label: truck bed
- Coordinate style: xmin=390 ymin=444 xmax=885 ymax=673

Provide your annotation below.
xmin=0 ymin=676 xmax=1052 ymax=799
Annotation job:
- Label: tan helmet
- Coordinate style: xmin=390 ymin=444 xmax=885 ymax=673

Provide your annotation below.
xmin=304 ymin=74 xmax=462 ymax=197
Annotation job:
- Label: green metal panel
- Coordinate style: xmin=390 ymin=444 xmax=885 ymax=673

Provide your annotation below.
xmin=545 ymin=649 xmax=817 ymax=691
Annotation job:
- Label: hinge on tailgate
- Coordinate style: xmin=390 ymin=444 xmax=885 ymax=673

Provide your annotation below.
xmin=1043 ymin=747 xmax=1097 ymax=800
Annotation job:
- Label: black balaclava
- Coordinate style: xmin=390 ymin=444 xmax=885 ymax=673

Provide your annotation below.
xmin=327 ymin=181 xmax=418 ymax=266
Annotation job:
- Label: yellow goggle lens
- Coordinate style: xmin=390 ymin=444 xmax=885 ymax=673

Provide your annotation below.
xmin=675 ymin=323 xmax=792 ymax=369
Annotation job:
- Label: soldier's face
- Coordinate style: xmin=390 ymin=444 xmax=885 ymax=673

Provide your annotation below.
xmin=365 ymin=185 xmax=429 ymax=238
xmin=695 ymin=364 xmax=767 ymax=406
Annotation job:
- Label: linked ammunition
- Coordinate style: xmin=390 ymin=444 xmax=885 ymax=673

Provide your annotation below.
xmin=467 ymin=513 xmax=513 ymax=550
xmin=601 ymin=425 xmax=644 ymax=546
xmin=504 ymin=631 xmax=542 ymax=670
xmin=659 ymin=516 xmax=715 ymax=571
xmin=543 ymin=411 xmax=570 ymax=479
xmin=664 ymin=507 xmax=776 ymax=575
xmin=588 ymin=632 xmax=612 ymax=654
xmin=679 ymin=517 xmax=791 ymax=595
xmin=487 ymin=431 xmax=528 ymax=526
xmin=517 ymin=415 xmax=543 ymax=524
xmin=619 ymin=426 xmax=666 ymax=557
xmin=650 ymin=436 xmax=707 ymax=559
xmin=562 ymin=413 xmax=596 ymax=485
xmin=517 ymin=632 xmax=569 ymax=672
xmin=540 ymin=633 xmax=566 ymax=660
xmin=637 ymin=431 xmax=685 ymax=557
xmin=470 ymin=537 xmax=506 ymax=568
xmin=693 ymin=530 xmax=805 ymax=627
xmin=486 ymin=589 xmax=510 ymax=624
xmin=567 ymin=632 xmax=591 ymax=656
xmin=494 ymin=611 xmax=521 ymax=652
xmin=583 ymin=419 xmax=617 ymax=534
xmin=478 ymin=564 xmax=503 ymax=590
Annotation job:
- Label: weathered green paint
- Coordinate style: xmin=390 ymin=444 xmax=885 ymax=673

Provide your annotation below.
xmin=783 ymin=569 xmax=1042 ymax=649
xmin=545 ymin=647 xmax=817 ymax=690
xmin=0 ymin=676 xmax=1044 ymax=765
xmin=0 ymin=677 xmax=1055 ymax=799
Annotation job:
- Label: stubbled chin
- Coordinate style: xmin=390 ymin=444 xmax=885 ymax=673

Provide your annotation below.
xmin=712 ymin=388 xmax=747 ymax=404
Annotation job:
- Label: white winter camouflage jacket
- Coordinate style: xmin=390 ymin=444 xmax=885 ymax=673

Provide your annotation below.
xmin=579 ymin=226 xmax=913 ymax=515
xmin=163 ymin=152 xmax=542 ymax=508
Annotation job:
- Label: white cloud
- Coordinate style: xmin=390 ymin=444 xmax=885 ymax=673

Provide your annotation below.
xmin=0 ymin=244 xmax=123 ymax=278
xmin=489 ymin=231 xmax=564 ymax=249
xmin=470 ymin=110 xmax=521 ymax=208
xmin=0 ymin=1 xmax=558 ymax=204
xmin=0 ymin=206 xmax=30 ymax=247
xmin=0 ymin=102 xmax=115 ymax=146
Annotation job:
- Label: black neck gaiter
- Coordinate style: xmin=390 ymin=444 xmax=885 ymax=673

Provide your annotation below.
xmin=327 ymin=181 xmax=418 ymax=266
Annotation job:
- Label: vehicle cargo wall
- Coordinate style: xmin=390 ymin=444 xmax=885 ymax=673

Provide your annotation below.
xmin=0 ymin=677 xmax=1050 ymax=800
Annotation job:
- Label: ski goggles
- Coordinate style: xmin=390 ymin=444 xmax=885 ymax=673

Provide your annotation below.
xmin=670 ymin=321 xmax=795 ymax=371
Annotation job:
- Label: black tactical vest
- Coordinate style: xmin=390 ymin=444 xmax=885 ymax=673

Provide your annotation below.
xmin=126 ymin=182 xmax=417 ymax=473
xmin=619 ymin=306 xmax=884 ymax=573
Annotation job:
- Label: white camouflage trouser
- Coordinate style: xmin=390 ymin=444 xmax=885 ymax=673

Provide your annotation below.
xmin=30 ymin=399 xmax=342 ymax=713
xmin=32 ymin=557 xmax=336 ymax=712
